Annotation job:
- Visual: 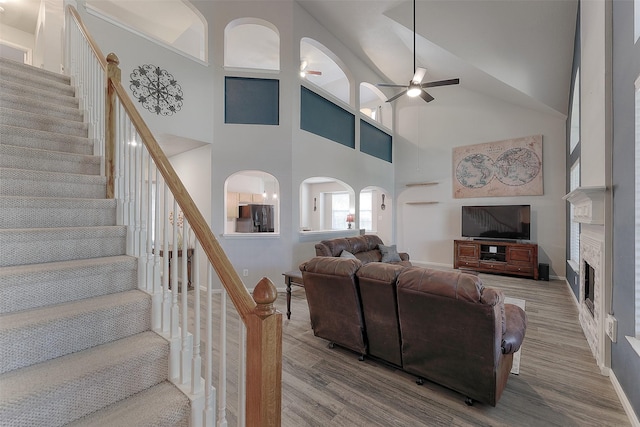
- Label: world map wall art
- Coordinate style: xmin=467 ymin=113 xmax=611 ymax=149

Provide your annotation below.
xmin=453 ymin=135 xmax=543 ymax=198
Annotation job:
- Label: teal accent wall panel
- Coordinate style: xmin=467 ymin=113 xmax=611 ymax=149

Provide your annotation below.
xmin=225 ymin=77 xmax=279 ymax=125
xmin=360 ymin=120 xmax=392 ymax=163
xmin=300 ymin=86 xmax=355 ymax=148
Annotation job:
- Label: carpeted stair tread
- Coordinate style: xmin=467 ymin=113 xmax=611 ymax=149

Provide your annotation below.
xmin=0 ymin=107 xmax=88 ymax=137
xmin=0 ymin=143 xmax=100 ymax=175
xmin=0 ymin=78 xmax=78 ymax=108
xmin=0 ymin=168 xmax=106 ymax=199
xmin=0 ymin=255 xmax=137 ymax=314
xmin=0 ymin=91 xmax=84 ymax=122
xmin=0 ymin=124 xmax=93 ymax=155
xmin=0 ymin=289 xmax=152 ymax=374
xmin=0 ymin=331 xmax=169 ymax=427
xmin=0 ymin=226 xmax=126 ymax=267
xmin=0 ymin=62 xmax=75 ymax=98
xmin=67 ymin=381 xmax=190 ymax=427
xmin=0 ymin=57 xmax=71 ymax=85
xmin=0 ymin=196 xmax=116 ymax=228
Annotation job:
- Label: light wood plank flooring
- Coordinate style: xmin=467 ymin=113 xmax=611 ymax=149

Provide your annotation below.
xmin=193 ymin=270 xmax=631 ymax=426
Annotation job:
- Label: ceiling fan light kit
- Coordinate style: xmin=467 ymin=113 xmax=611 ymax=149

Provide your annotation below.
xmin=376 ymin=0 xmax=459 ymax=103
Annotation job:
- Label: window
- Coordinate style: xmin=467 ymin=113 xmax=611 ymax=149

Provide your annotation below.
xmin=569 ymin=69 xmax=580 ymax=153
xmin=567 ymin=66 xmax=580 ymax=275
xmin=635 ymin=76 xmax=640 ymax=338
xmin=331 ymin=193 xmax=350 ymax=230
xmin=570 ymin=161 xmax=580 ymax=265
xmin=635 ymin=0 xmax=640 ymax=43
xmin=359 ymin=191 xmax=373 ymax=231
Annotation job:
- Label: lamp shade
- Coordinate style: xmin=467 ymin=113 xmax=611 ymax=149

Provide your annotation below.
xmin=346 ymin=213 xmax=355 ymax=223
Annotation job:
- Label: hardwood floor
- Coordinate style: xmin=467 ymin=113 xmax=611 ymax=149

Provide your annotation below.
xmin=192 ymin=269 xmax=631 ymax=426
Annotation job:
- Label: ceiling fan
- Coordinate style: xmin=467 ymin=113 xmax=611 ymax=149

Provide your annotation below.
xmin=300 ymin=60 xmax=322 ymax=78
xmin=376 ymin=0 xmax=459 ymax=103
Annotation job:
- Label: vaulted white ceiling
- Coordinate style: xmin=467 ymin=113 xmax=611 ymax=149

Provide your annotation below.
xmin=298 ymin=0 xmax=577 ymax=118
xmin=1 ymin=0 xmax=577 ymax=118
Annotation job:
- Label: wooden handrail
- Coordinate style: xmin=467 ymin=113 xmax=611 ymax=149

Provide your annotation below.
xmin=67 ymin=6 xmax=108 ymax=69
xmin=106 ymin=56 xmax=257 ymax=320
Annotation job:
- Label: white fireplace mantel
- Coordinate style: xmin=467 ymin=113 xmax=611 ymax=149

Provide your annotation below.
xmin=563 ymin=186 xmax=607 ymax=225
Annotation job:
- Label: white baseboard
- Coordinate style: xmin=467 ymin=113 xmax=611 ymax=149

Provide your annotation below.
xmin=609 ymin=369 xmax=640 ymax=427
xmin=565 ymin=279 xmax=581 ymax=309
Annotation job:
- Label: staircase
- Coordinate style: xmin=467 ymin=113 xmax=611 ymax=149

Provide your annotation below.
xmin=0 ymin=58 xmax=191 ymax=425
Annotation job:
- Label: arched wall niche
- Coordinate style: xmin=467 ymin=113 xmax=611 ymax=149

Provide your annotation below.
xmin=300 ymin=37 xmax=352 ymax=106
xmin=225 ymin=170 xmax=280 ymax=234
xmin=224 ymin=17 xmax=280 ymax=71
xmin=299 ymin=177 xmax=355 ymax=232
xmin=360 ymin=82 xmax=393 ymax=130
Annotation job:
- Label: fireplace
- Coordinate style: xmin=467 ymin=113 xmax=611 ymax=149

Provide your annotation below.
xmin=584 ymin=261 xmax=595 ymax=316
xmin=564 ymin=186 xmax=609 ymax=374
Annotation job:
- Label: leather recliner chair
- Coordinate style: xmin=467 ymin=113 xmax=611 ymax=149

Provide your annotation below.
xmin=299 ymin=257 xmax=367 ymax=359
xmin=396 ymin=266 xmax=526 ymax=406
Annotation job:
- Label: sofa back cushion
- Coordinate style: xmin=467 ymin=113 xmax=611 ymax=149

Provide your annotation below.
xmin=315 ymin=235 xmax=384 ymax=258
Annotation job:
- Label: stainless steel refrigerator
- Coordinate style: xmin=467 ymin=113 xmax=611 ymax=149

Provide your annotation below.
xmin=236 ymin=204 xmax=275 ymax=232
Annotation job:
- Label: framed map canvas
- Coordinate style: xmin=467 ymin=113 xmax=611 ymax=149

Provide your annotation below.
xmin=453 ymin=135 xmax=543 ymax=198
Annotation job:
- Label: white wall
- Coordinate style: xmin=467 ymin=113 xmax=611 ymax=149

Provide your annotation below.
xmin=169 ymin=145 xmax=212 ymax=288
xmin=395 ymin=87 xmax=567 ymax=277
xmin=580 ymin=0 xmax=609 ymax=187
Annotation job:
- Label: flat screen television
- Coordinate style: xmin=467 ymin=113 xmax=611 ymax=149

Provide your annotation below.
xmin=461 ymin=205 xmax=531 ymax=241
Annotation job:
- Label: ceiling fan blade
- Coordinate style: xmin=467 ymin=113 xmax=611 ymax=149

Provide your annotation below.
xmin=306 ymin=70 xmax=322 ymax=75
xmin=419 ymin=90 xmax=435 ymax=103
xmin=376 ymin=83 xmax=409 ymax=88
xmin=412 ymin=67 xmax=427 ymax=84
xmin=385 ymin=91 xmax=406 ymax=103
xmin=421 ymin=78 xmax=460 ymax=88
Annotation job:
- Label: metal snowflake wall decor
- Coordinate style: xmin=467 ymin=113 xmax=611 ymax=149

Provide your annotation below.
xmin=130 ymin=64 xmax=184 ymax=116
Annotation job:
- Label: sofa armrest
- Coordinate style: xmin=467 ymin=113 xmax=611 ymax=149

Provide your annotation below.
xmin=502 ymin=304 xmax=527 ymax=354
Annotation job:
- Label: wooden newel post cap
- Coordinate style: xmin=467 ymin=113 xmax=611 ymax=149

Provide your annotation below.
xmin=106 ymin=53 xmax=120 ymax=66
xmin=253 ymin=277 xmax=278 ymax=318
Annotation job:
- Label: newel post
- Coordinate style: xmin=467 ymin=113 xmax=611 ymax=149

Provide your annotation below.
xmin=246 ymin=277 xmax=282 ymax=426
xmin=105 ymin=53 xmax=120 ymax=199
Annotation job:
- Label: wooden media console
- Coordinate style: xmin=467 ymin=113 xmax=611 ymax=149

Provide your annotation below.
xmin=454 ymin=239 xmax=538 ymax=280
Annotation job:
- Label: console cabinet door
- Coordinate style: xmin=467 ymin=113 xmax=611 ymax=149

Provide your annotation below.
xmin=455 ymin=241 xmax=480 ymax=268
xmin=507 ymin=246 xmax=534 ymax=265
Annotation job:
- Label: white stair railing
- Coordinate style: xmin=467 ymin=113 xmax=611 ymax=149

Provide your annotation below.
xmin=65 ymin=6 xmax=282 ymax=427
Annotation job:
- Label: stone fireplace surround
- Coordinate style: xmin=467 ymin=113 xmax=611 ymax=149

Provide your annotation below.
xmin=563 ymin=186 xmax=609 ymax=374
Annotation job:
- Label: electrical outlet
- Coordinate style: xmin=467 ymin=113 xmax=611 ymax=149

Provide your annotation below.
xmin=605 ymin=314 xmax=617 ymax=342
xmin=242 ymin=269 xmax=249 ymax=277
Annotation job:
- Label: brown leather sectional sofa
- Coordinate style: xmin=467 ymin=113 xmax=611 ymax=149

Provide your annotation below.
xmin=299 ymin=245 xmax=527 ymax=407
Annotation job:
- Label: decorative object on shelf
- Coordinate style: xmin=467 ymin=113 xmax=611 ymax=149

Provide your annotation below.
xmin=169 ymin=210 xmax=185 ymax=249
xmin=381 ymin=194 xmax=386 ymax=210
xmin=130 ymin=64 xmax=184 ymax=116
xmin=346 ymin=213 xmax=355 ymax=229
xmin=453 ymin=134 xmax=543 ymax=198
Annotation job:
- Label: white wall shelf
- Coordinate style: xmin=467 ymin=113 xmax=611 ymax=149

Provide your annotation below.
xmin=406 ymin=182 xmax=438 ymax=187
xmin=405 ymin=201 xmax=439 ymax=205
